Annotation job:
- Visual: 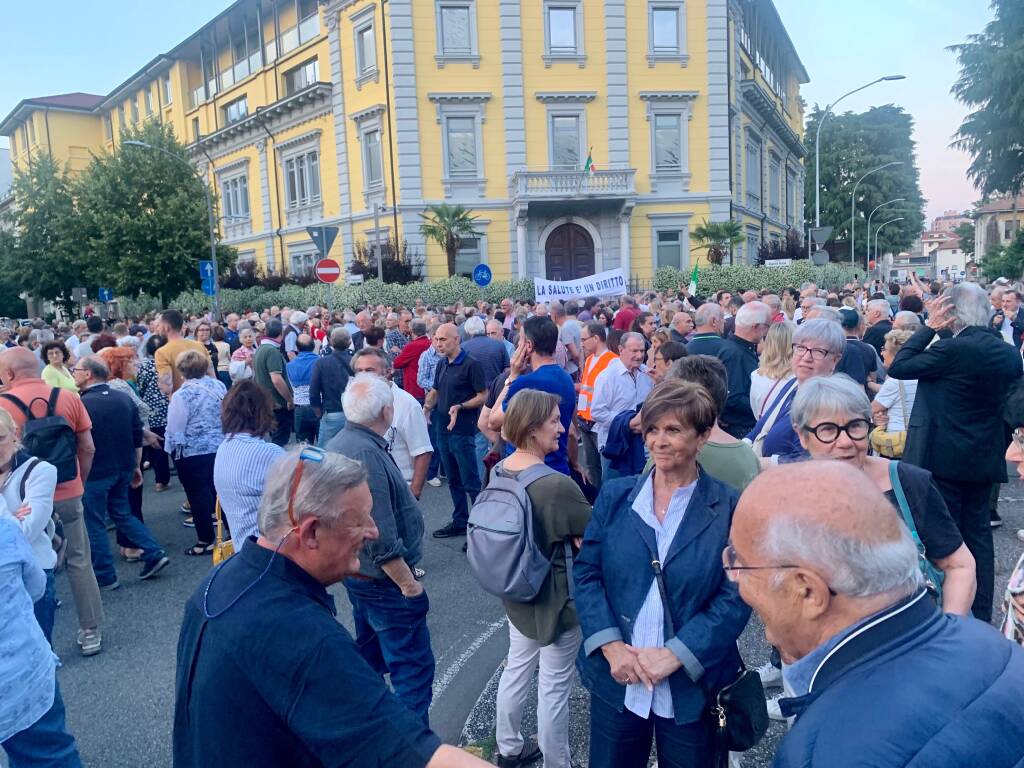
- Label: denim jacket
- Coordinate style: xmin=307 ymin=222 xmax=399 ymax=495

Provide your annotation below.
xmin=573 ymin=469 xmax=750 ymax=725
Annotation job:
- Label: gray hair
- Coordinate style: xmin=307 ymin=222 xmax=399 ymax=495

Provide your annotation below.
xmin=893 ymin=310 xmax=921 ymax=329
xmin=948 ymin=282 xmax=990 ymax=330
xmin=330 ymin=327 xmax=352 ymax=351
xmin=762 ymin=294 xmax=781 ymax=312
xmin=694 ymin=303 xmax=723 ymax=327
xmin=619 ymin=331 xmax=646 ymax=348
xmin=80 ymin=355 xmax=109 ymax=381
xmin=257 ymin=448 xmax=368 ymax=537
xmin=342 ymin=373 xmax=394 ymax=426
xmin=735 ymin=301 xmax=771 ymax=328
xmin=30 ymin=329 xmax=54 ymax=345
xmin=410 ymin=319 xmax=427 ymax=337
xmin=866 ymin=299 xmax=891 ymax=316
xmin=790 ymin=374 xmax=870 ymax=431
xmin=352 ymin=346 xmax=391 ymax=376
xmin=464 ymin=316 xmax=486 ymax=337
xmin=761 ymin=513 xmax=923 ymax=598
xmin=793 ymin=319 xmax=846 ymax=356
xmin=808 ymin=305 xmax=840 ymax=323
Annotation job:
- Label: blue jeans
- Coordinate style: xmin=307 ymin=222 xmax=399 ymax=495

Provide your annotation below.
xmin=1 ymin=681 xmax=82 ymax=768
xmin=474 ymin=431 xmax=491 ymax=486
xmin=588 ymin=693 xmax=714 ymax=768
xmin=436 ymin=429 xmax=481 ymax=528
xmin=318 ymin=411 xmax=346 ymax=448
xmin=344 ymin=578 xmax=435 ymax=726
xmin=33 ymin=570 xmax=57 ymax=645
xmin=427 ymin=409 xmax=443 ymax=479
xmin=82 ymin=470 xmax=165 ymax=585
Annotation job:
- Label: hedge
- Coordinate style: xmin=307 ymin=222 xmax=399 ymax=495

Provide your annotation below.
xmin=122 ymin=264 xmax=866 ymax=317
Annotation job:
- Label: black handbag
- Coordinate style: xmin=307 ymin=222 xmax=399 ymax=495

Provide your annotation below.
xmin=646 ymin=552 xmax=769 ymax=763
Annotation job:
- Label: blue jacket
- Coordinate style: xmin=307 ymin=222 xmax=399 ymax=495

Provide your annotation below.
xmin=574 ymin=470 xmax=750 ymax=725
xmin=600 ymin=409 xmax=646 ymax=475
xmin=775 ymin=589 xmax=1024 ymax=767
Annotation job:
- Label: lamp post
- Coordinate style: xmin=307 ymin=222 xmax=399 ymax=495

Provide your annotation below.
xmin=874 ymin=217 xmax=904 ymax=273
xmin=122 ymin=140 xmax=221 ymax=321
xmin=850 ymin=161 xmax=903 ymax=264
xmin=866 ymin=198 xmax=905 ymax=267
xmin=815 ymin=75 xmax=905 ymax=228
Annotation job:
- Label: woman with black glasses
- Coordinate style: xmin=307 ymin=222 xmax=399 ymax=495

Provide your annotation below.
xmin=792 ymin=374 xmax=976 ymax=616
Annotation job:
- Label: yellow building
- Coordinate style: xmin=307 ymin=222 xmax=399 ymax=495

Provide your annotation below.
xmin=0 ymin=0 xmax=808 ymax=282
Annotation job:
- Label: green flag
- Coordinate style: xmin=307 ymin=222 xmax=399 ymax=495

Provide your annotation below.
xmin=688 ymin=264 xmax=699 ymax=295
xmin=583 ymin=147 xmax=594 ymax=174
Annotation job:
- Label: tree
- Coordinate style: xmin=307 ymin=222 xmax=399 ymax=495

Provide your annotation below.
xmin=954 ymin=221 xmax=976 ymax=259
xmin=981 ymin=231 xmax=1024 ymax=280
xmin=350 ymin=237 xmax=422 ymax=284
xmin=804 ymin=105 xmax=925 ymax=262
xmin=691 ymin=219 xmax=743 ymax=265
xmin=3 ymin=153 xmax=83 ymax=304
xmin=418 ymin=203 xmax=482 ymax=277
xmin=73 ymin=120 xmax=235 ymax=301
xmin=950 ymin=0 xmax=1024 ymax=197
xmin=0 ymin=229 xmax=29 ymax=317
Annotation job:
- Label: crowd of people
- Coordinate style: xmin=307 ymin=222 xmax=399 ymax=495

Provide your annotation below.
xmin=3 ymin=273 xmax=1024 ymax=767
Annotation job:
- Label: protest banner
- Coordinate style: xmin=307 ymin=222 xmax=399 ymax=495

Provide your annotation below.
xmin=534 ymin=268 xmax=628 ymax=301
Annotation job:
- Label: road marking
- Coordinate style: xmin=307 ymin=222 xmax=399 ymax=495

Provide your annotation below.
xmin=430 ymin=618 xmax=507 ymax=708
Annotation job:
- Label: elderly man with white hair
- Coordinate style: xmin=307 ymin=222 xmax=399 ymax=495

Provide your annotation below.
xmin=730 ymin=461 xmax=1024 ymax=767
xmin=325 ymin=373 xmax=435 ymax=723
xmin=888 ymin=283 xmax=1023 ymax=623
xmin=686 ymin=302 xmax=725 ymax=355
xmin=862 ymin=298 xmax=894 ymax=355
xmin=174 ymin=445 xmax=490 ymax=768
xmin=715 ymin=301 xmax=771 ymax=438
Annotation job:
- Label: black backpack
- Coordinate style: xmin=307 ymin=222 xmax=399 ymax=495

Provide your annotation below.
xmin=1 ymin=389 xmax=78 ymax=483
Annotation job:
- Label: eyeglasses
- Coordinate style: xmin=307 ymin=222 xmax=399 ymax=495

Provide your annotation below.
xmin=722 ymin=542 xmax=837 ymax=595
xmin=286 ymin=446 xmax=326 ymax=529
xmin=803 ymin=418 xmax=871 ymax=444
xmin=792 ymin=343 xmax=832 ymax=361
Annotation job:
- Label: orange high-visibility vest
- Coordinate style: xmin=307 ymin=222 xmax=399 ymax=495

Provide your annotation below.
xmin=577 ymin=349 xmax=616 ymax=420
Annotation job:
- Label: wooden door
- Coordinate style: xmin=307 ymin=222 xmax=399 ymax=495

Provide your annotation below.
xmin=545 ymin=223 xmax=595 ymax=280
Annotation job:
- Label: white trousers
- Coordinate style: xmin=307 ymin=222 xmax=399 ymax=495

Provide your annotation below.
xmin=495 ymin=622 xmax=582 ymax=768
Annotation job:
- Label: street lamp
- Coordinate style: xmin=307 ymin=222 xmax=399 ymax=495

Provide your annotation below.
xmin=850 ymin=161 xmax=903 ymax=264
xmin=122 ymin=140 xmax=221 ymax=321
xmin=866 ymin=198 xmax=905 ymax=266
xmin=874 ymin=217 xmax=905 ymax=272
xmin=815 ymin=75 xmax=906 ymax=228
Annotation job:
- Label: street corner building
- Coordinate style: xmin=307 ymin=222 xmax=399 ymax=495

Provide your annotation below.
xmin=0 ymin=0 xmax=808 ymax=284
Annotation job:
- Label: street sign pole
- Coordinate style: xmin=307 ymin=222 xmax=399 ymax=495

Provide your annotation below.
xmin=374 ymin=203 xmax=383 ymax=281
xmin=203 ymin=182 xmax=221 ymax=322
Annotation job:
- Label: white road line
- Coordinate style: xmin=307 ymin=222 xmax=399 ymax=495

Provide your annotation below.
xmin=430 ymin=617 xmax=507 ymax=708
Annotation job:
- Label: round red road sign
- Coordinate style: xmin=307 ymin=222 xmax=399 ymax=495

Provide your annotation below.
xmin=315 ymin=258 xmax=341 ymax=284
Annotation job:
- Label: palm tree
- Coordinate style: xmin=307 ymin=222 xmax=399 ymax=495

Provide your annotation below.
xmin=419 ymin=204 xmax=483 ymax=277
xmin=691 ymin=218 xmax=744 ymax=265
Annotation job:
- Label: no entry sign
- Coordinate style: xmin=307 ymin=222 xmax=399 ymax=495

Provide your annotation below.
xmin=315 ymin=258 xmax=341 ymax=284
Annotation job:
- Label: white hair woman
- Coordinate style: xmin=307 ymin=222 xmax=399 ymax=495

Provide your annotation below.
xmin=747 ymin=318 xmax=844 ymax=460
xmin=792 ymin=375 xmax=976 ymax=616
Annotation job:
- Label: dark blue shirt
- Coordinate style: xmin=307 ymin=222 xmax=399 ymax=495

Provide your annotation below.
xmin=685 ymin=332 xmax=724 ymax=357
xmin=173 ymin=539 xmax=442 ymax=768
xmin=80 ymin=383 xmax=142 ymax=479
xmin=503 ymin=363 xmax=576 ymax=474
xmin=462 ymin=335 xmax=510 ymax=389
xmin=433 ymin=350 xmax=486 ymax=435
xmin=309 ymin=350 xmax=352 ymax=413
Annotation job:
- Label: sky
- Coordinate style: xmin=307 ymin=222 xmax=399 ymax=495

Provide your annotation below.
xmin=0 ymin=0 xmax=995 ymax=225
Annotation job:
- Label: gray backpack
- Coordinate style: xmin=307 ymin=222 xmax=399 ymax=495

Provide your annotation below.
xmin=466 ymin=461 xmax=574 ymax=603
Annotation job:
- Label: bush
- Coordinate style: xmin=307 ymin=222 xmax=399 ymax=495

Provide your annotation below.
xmin=349 ymin=238 xmax=423 ymax=284
xmin=653 ymin=263 xmax=865 ymax=295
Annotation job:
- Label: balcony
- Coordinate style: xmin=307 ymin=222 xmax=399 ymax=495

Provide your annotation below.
xmin=510 ymin=168 xmax=636 ymax=202
xmin=739 ymin=79 xmax=805 ymax=158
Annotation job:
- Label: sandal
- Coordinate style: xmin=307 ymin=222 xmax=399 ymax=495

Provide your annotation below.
xmin=413 ymin=566 xmax=426 ymax=579
xmin=184 ymin=543 xmax=214 ymax=556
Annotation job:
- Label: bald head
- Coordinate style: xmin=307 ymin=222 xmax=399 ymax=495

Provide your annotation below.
xmin=433 ymin=322 xmax=461 ymax=359
xmin=0 ymin=347 xmax=42 ymax=381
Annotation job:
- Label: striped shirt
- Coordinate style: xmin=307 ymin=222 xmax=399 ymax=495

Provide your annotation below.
xmin=624 ymin=472 xmax=696 ymax=720
xmin=213 ymin=434 xmax=285 ymax=550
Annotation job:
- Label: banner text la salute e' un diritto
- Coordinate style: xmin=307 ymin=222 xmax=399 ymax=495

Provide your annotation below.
xmin=533 ymin=268 xmax=628 ymax=300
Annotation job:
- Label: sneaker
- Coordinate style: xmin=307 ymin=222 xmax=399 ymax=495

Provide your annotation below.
xmin=991 ymin=510 xmax=1003 ymax=529
xmin=182 ymin=516 xmax=195 ymax=528
xmin=496 ymin=738 xmax=542 ymax=768
xmin=413 ymin=566 xmax=426 ymax=578
xmin=139 ymin=556 xmax=170 ymax=580
xmin=426 ymin=477 xmax=442 ymax=487
xmin=766 ymin=695 xmax=786 ymax=722
xmin=99 ymin=579 xmax=120 ymax=592
xmin=180 ymin=501 xmax=191 ymax=514
xmin=756 ymin=660 xmax=783 ymax=688
xmin=432 ymin=522 xmax=467 ymax=539
xmin=76 ymin=628 xmax=102 ymax=656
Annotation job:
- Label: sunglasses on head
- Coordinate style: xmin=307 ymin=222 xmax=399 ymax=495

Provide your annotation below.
xmin=286 ymin=446 xmax=326 ymax=529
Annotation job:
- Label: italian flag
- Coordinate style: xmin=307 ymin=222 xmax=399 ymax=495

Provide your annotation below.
xmin=688 ymin=264 xmax=699 ymax=295
xmin=583 ymin=147 xmax=595 ymax=174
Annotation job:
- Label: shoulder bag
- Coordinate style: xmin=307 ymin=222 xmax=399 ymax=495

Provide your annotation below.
xmin=870 ymin=381 xmax=908 ymax=458
xmin=211 ymin=498 xmax=234 ymax=565
xmin=750 ymin=378 xmax=797 ymax=458
xmin=888 ymin=461 xmax=944 ymax=601
xmin=642 ymin=539 xmax=767 ymax=765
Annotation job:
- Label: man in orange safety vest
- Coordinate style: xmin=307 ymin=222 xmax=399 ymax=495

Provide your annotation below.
xmin=576 ymin=321 xmax=616 ymax=490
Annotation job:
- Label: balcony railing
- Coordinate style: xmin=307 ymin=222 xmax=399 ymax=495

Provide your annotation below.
xmin=510 ymin=168 xmax=636 ymax=201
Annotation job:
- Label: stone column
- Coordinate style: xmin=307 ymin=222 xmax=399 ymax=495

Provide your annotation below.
xmin=516 ymin=210 xmax=528 ymax=279
xmin=619 ymin=212 xmax=632 ymax=282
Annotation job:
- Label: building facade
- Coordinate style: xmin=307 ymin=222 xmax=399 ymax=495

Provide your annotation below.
xmin=975 ymin=195 xmax=1024 ymax=259
xmin=0 ymin=0 xmax=807 ymax=283
xmin=932 ymin=209 xmax=969 ymax=234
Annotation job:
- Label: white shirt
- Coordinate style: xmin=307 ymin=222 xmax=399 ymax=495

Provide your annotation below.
xmin=749 ymin=372 xmax=794 ymax=420
xmin=0 ymin=458 xmax=58 ymax=571
xmin=874 ymin=377 xmax=918 ymax=433
xmin=386 ymin=383 xmax=433 ymax=483
xmin=590 ymin=357 xmax=654 ymax=449
xmin=624 ymin=472 xmax=697 ymax=719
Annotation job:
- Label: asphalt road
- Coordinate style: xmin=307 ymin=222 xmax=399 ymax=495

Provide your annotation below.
xmin=20 ymin=470 xmax=509 ymax=768
xmin=10 ymin=467 xmax=1024 ymax=768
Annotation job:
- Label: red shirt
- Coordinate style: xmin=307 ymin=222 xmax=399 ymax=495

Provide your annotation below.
xmin=393 ymin=335 xmax=431 ymax=400
xmin=612 ymin=307 xmax=639 ymax=331
xmin=0 ymin=378 xmax=92 ymax=502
